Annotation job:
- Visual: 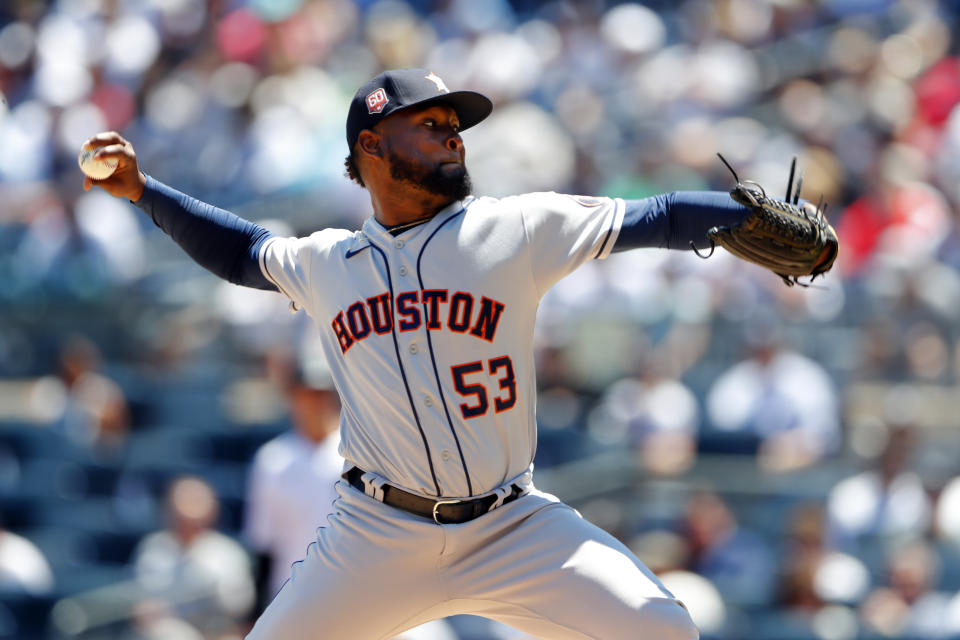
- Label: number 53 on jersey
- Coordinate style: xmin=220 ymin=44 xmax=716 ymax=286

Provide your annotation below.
xmin=451 ymin=356 xmax=516 ymax=419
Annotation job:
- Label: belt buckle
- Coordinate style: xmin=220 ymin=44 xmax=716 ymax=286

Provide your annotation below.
xmin=432 ymin=499 xmax=464 ymax=525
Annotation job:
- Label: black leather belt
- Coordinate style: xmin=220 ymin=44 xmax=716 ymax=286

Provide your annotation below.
xmin=344 ymin=467 xmax=524 ymax=524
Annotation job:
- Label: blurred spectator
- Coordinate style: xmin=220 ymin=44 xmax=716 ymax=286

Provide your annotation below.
xmin=27 ymin=334 xmax=130 ymax=455
xmin=705 ymin=318 xmax=840 ymax=471
xmin=1 ymin=170 xmax=146 ymax=297
xmin=630 ymin=529 xmax=728 ymax=637
xmin=682 ymin=490 xmax=776 ymax=608
xmin=658 ymin=571 xmax=727 ymax=638
xmin=826 ymin=422 xmax=932 ymax=551
xmin=244 ymin=353 xmax=342 ymax=603
xmin=860 ymin=540 xmax=959 ymax=639
xmin=533 ymin=343 xmax=590 ymax=433
xmin=0 ymin=524 xmax=54 ymax=596
xmin=778 ymin=503 xmax=871 ymax=637
xmin=10 ymin=187 xmax=132 ymax=299
xmin=596 ymin=354 xmax=699 ymax=475
xmin=780 ymin=504 xmax=832 ymax=614
xmin=935 ymin=475 xmax=960 ymax=552
xmin=133 ymin=476 xmax=255 ymax=634
xmin=128 ymin=599 xmax=204 ymax=640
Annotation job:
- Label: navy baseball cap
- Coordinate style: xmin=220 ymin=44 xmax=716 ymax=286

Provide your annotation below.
xmin=346 ymin=68 xmax=493 ymax=150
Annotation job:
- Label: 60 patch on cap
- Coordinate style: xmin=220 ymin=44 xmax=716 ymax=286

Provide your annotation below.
xmin=366 ymin=88 xmax=389 ymax=114
xmin=347 ymin=68 xmax=492 ymax=149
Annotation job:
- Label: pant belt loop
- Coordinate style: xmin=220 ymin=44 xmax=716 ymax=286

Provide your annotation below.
xmin=488 ymin=485 xmax=512 ymax=512
xmin=360 ymin=471 xmax=388 ymax=502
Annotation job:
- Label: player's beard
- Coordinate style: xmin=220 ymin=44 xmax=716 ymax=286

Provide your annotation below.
xmin=387 ymin=148 xmax=472 ymax=201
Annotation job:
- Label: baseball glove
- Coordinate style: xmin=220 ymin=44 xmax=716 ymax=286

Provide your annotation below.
xmin=693 ymin=155 xmax=839 ymax=287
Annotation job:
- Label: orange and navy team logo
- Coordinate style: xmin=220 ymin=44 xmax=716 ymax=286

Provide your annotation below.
xmin=366 ymin=88 xmax=389 ymax=114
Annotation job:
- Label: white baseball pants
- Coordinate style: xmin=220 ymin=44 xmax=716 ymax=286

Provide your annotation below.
xmin=246 ymin=480 xmax=698 ymax=640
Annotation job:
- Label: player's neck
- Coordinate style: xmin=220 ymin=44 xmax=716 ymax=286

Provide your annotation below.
xmin=369 ymin=183 xmax=455 ymax=228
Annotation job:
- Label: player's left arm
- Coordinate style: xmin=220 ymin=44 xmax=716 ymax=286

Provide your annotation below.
xmin=614 ymin=191 xmax=749 ymax=252
xmin=518 ymin=190 xmax=749 ymax=296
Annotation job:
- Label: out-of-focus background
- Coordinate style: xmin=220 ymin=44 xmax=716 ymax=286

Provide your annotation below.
xmin=1 ymin=0 xmax=960 ymax=638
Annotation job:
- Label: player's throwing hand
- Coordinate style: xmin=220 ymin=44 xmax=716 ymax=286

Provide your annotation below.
xmin=80 ymin=132 xmax=146 ymax=202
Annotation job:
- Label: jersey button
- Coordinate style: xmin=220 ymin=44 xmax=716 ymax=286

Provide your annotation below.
xmin=395 ymin=239 xmax=405 ymax=249
xmin=424 ymin=395 xmax=433 ymax=406
xmin=399 ymin=266 xmax=408 ymax=276
xmin=441 ymin=450 xmax=452 ymax=461
xmin=409 ymin=343 xmax=418 ymax=354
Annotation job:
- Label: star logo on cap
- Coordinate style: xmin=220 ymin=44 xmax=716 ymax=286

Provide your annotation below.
xmin=425 ymin=72 xmax=449 ymax=94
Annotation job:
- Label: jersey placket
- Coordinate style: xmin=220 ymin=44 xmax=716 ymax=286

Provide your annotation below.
xmin=390 ymin=236 xmax=438 ymax=462
xmin=412 ymin=205 xmax=476 ymax=497
xmin=365 ymin=212 xmax=472 ymax=498
xmin=391 ymin=234 xmax=435 ymax=420
xmin=347 ymin=230 xmax=438 ymax=497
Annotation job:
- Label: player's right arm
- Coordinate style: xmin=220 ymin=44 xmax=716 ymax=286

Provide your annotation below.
xmin=82 ymin=132 xmax=276 ymax=291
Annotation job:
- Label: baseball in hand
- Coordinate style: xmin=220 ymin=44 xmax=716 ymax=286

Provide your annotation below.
xmin=78 ymin=143 xmax=118 ymax=180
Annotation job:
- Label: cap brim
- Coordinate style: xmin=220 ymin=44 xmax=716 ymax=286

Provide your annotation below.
xmin=391 ymin=90 xmax=493 ymax=132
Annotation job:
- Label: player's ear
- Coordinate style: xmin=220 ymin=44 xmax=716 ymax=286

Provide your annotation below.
xmin=357 ymin=130 xmax=382 ymax=158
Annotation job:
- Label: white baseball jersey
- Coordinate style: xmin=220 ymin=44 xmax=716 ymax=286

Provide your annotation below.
xmin=258 ymin=192 xmax=624 ymax=498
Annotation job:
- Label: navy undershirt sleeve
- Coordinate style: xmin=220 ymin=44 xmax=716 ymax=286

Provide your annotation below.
xmin=134 ymin=175 xmax=277 ymax=291
xmin=614 ymin=191 xmax=750 ymax=252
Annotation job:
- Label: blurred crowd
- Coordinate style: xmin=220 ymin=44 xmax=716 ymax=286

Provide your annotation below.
xmin=2 ymin=0 xmax=960 ymax=638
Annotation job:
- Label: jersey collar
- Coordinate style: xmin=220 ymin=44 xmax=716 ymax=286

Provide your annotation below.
xmin=359 ymin=197 xmax=475 ymax=247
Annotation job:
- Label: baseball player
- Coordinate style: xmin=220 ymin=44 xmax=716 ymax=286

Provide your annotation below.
xmin=82 ymin=68 xmax=812 ymax=639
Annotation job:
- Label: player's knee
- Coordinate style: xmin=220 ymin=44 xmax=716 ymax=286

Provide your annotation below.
xmin=640 ymin=598 xmax=699 ymax=640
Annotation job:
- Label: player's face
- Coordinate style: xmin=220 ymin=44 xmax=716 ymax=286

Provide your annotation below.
xmin=378 ymin=104 xmax=472 ymax=200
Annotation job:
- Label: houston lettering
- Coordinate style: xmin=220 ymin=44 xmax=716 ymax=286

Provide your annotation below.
xmin=331 ymin=290 xmax=505 ymax=353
